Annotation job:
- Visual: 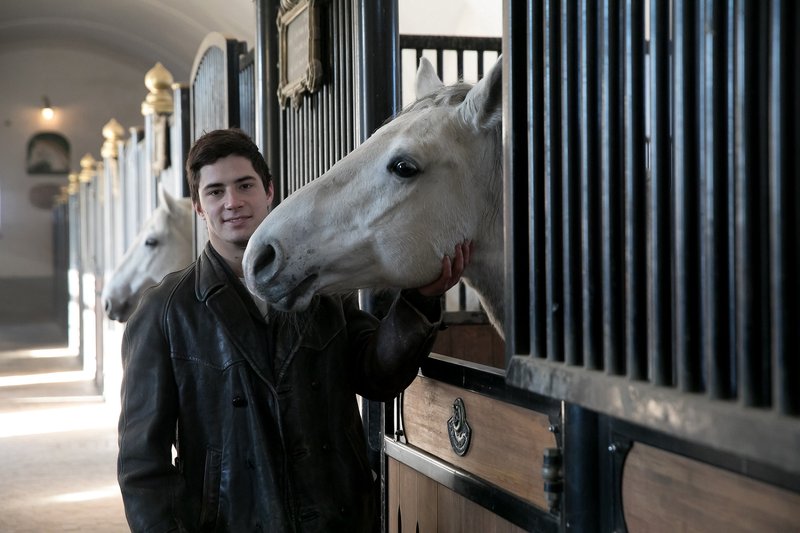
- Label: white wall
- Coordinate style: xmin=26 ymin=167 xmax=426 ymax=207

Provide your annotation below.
xmin=399 ymin=0 xmax=502 ymax=107
xmin=0 ymin=46 xmax=148 ymax=278
xmin=400 ymin=0 xmax=502 ymax=36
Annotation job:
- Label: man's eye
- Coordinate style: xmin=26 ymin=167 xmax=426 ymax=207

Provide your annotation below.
xmin=144 ymin=237 xmax=158 ymax=247
xmin=389 ymin=159 xmax=420 ymax=178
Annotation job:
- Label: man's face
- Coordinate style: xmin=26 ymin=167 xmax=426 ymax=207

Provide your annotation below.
xmin=194 ymin=154 xmax=273 ymax=265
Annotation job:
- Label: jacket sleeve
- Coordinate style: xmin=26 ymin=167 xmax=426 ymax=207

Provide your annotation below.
xmin=117 ymin=288 xmax=182 ymax=533
xmin=345 ymin=289 xmax=442 ymax=401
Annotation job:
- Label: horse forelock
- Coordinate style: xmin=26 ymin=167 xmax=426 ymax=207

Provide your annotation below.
xmin=392 ymin=83 xmax=471 ymax=123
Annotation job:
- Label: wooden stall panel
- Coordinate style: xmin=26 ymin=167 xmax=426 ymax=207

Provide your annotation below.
xmin=388 ymin=458 xmax=527 ymax=533
xmin=431 ymin=323 xmax=506 ymax=369
xmin=623 ymin=443 xmax=800 ymax=532
xmin=402 ymin=376 xmax=556 ymax=509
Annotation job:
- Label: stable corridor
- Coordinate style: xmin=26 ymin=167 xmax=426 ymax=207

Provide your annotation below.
xmin=0 ymin=321 xmax=128 ymax=532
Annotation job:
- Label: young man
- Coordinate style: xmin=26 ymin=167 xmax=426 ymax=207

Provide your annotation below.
xmin=117 ymin=129 xmax=470 ymax=532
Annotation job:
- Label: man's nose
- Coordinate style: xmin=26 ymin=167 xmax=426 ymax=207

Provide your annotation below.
xmin=224 ymin=190 xmax=244 ymax=209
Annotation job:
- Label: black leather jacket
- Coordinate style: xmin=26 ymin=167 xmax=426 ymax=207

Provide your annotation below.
xmin=118 ymin=244 xmax=441 ymax=532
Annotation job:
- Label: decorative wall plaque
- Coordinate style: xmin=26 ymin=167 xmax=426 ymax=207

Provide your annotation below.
xmin=277 ymin=0 xmax=322 ymax=108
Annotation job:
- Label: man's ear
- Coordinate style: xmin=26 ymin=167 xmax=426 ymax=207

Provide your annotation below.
xmin=266 ymin=181 xmax=275 ymax=208
xmin=193 ymin=201 xmax=205 ymax=218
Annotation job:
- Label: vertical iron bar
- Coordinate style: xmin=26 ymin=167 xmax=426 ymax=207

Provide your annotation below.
xmin=673 ymin=0 xmax=702 ymax=392
xmin=579 ymin=0 xmax=601 ymax=370
xmin=624 ymin=0 xmax=646 ymax=381
xmin=600 ymin=0 xmax=623 ymax=375
xmin=505 ymin=0 xmax=534 ymax=360
xmin=724 ymin=0 xmax=738 ymax=399
xmin=756 ymin=0 xmax=772 ymax=408
xmin=735 ymin=0 xmax=764 ymax=407
xmin=544 ymin=0 xmax=564 ymax=363
xmin=561 ymin=0 xmax=582 ymax=367
xmin=769 ymin=0 xmax=791 ymax=414
xmin=648 ymin=0 xmax=671 ymax=386
xmin=786 ymin=0 xmax=800 ymax=415
xmin=528 ymin=0 xmax=547 ymax=360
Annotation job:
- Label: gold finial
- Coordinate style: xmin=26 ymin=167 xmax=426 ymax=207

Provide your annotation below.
xmin=67 ymin=172 xmax=80 ymax=195
xmin=141 ymin=62 xmax=174 ymax=115
xmin=55 ymin=185 xmax=70 ymax=204
xmin=101 ymin=119 xmax=125 ymax=159
xmin=79 ymin=153 xmax=97 ymax=183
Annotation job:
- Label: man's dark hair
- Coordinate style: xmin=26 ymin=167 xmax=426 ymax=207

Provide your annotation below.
xmin=186 ymin=128 xmax=272 ymax=205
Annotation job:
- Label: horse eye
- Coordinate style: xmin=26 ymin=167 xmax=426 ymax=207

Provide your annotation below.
xmin=144 ymin=237 xmax=158 ymax=247
xmin=389 ymin=159 xmax=420 ymax=179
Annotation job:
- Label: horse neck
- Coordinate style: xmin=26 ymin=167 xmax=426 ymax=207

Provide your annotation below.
xmin=463 ymin=164 xmax=505 ymax=337
xmin=464 ymin=230 xmax=504 ymax=338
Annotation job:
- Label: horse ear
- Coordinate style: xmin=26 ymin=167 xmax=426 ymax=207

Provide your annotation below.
xmin=415 ymin=57 xmax=444 ymax=100
xmin=459 ymin=55 xmax=503 ymax=131
xmin=159 ymin=184 xmax=178 ymax=216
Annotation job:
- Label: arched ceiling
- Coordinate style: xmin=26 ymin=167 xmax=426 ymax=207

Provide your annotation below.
xmin=0 ymin=0 xmax=257 ymax=80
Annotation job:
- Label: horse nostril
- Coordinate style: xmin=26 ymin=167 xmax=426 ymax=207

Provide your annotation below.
xmin=104 ymin=300 xmax=111 ymax=313
xmin=253 ymin=243 xmax=279 ymax=279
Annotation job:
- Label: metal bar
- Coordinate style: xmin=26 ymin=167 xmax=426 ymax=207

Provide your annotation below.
xmin=528 ymin=0 xmax=546 ymax=361
xmin=648 ymin=0 xmax=671 ymax=386
xmin=623 ymin=0 xmax=646 ymax=381
xmin=399 ymin=34 xmax=502 ymax=52
xmin=786 ymin=0 xmax=800 ymax=415
xmin=673 ymin=0 xmax=702 ymax=392
xmin=769 ymin=0 xmax=791 ymax=414
xmin=579 ymin=0 xmax=601 ymax=370
xmin=563 ymin=404 xmax=600 ymax=530
xmin=755 ymin=0 xmax=772 ymax=408
xmin=504 ymin=0 xmax=533 ymax=360
xmin=703 ymin=0 xmax=735 ymax=400
xmin=600 ymin=0 xmax=622 ymax=375
xmin=544 ymin=0 xmax=563 ymax=363
xmin=735 ymin=0 xmax=767 ymax=408
xmin=561 ymin=0 xmax=582 ymax=367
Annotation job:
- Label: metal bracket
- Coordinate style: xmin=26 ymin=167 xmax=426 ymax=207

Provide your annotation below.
xmin=447 ymin=397 xmax=472 ymax=456
xmin=542 ymin=447 xmax=564 ymax=514
xmin=608 ymin=436 xmax=633 ymax=532
xmin=394 ymin=391 xmax=407 ymax=444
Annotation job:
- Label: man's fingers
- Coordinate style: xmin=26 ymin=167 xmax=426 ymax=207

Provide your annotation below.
xmin=452 ymin=244 xmax=464 ymax=275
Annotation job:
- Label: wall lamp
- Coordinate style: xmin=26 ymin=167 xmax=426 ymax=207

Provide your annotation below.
xmin=41 ymin=96 xmax=54 ymax=120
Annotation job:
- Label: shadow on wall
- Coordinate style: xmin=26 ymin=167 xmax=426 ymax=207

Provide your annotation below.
xmin=0 ymin=277 xmax=68 ymax=352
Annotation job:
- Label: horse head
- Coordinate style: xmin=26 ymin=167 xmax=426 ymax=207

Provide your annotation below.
xmin=243 ymin=56 xmax=504 ymax=335
xmin=101 ymin=186 xmax=194 ymax=322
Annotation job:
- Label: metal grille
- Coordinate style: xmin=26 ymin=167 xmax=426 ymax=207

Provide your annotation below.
xmin=505 ymin=0 xmax=800 ymax=473
xmin=189 ymin=32 xmax=248 ymax=254
xmin=239 ymin=49 xmax=256 ymax=140
xmin=190 ymin=32 xmax=246 ymax=142
xmin=279 ymin=0 xmax=355 ymax=198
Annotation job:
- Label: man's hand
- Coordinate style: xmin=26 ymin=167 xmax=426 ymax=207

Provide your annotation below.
xmin=416 ymin=240 xmax=473 ymax=298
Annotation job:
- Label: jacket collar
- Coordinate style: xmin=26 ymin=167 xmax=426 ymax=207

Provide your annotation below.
xmin=195 ymin=243 xmax=276 ymax=384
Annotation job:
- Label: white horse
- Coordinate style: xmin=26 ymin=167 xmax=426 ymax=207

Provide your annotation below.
xmin=101 ymin=187 xmax=194 ymax=322
xmin=243 ymin=57 xmax=504 ymax=336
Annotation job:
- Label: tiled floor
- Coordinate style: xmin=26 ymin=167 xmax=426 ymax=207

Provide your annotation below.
xmin=0 ymin=323 xmax=129 ymax=532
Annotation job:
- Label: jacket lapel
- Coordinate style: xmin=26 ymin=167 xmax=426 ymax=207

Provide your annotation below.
xmin=196 ymin=245 xmax=276 ymax=385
